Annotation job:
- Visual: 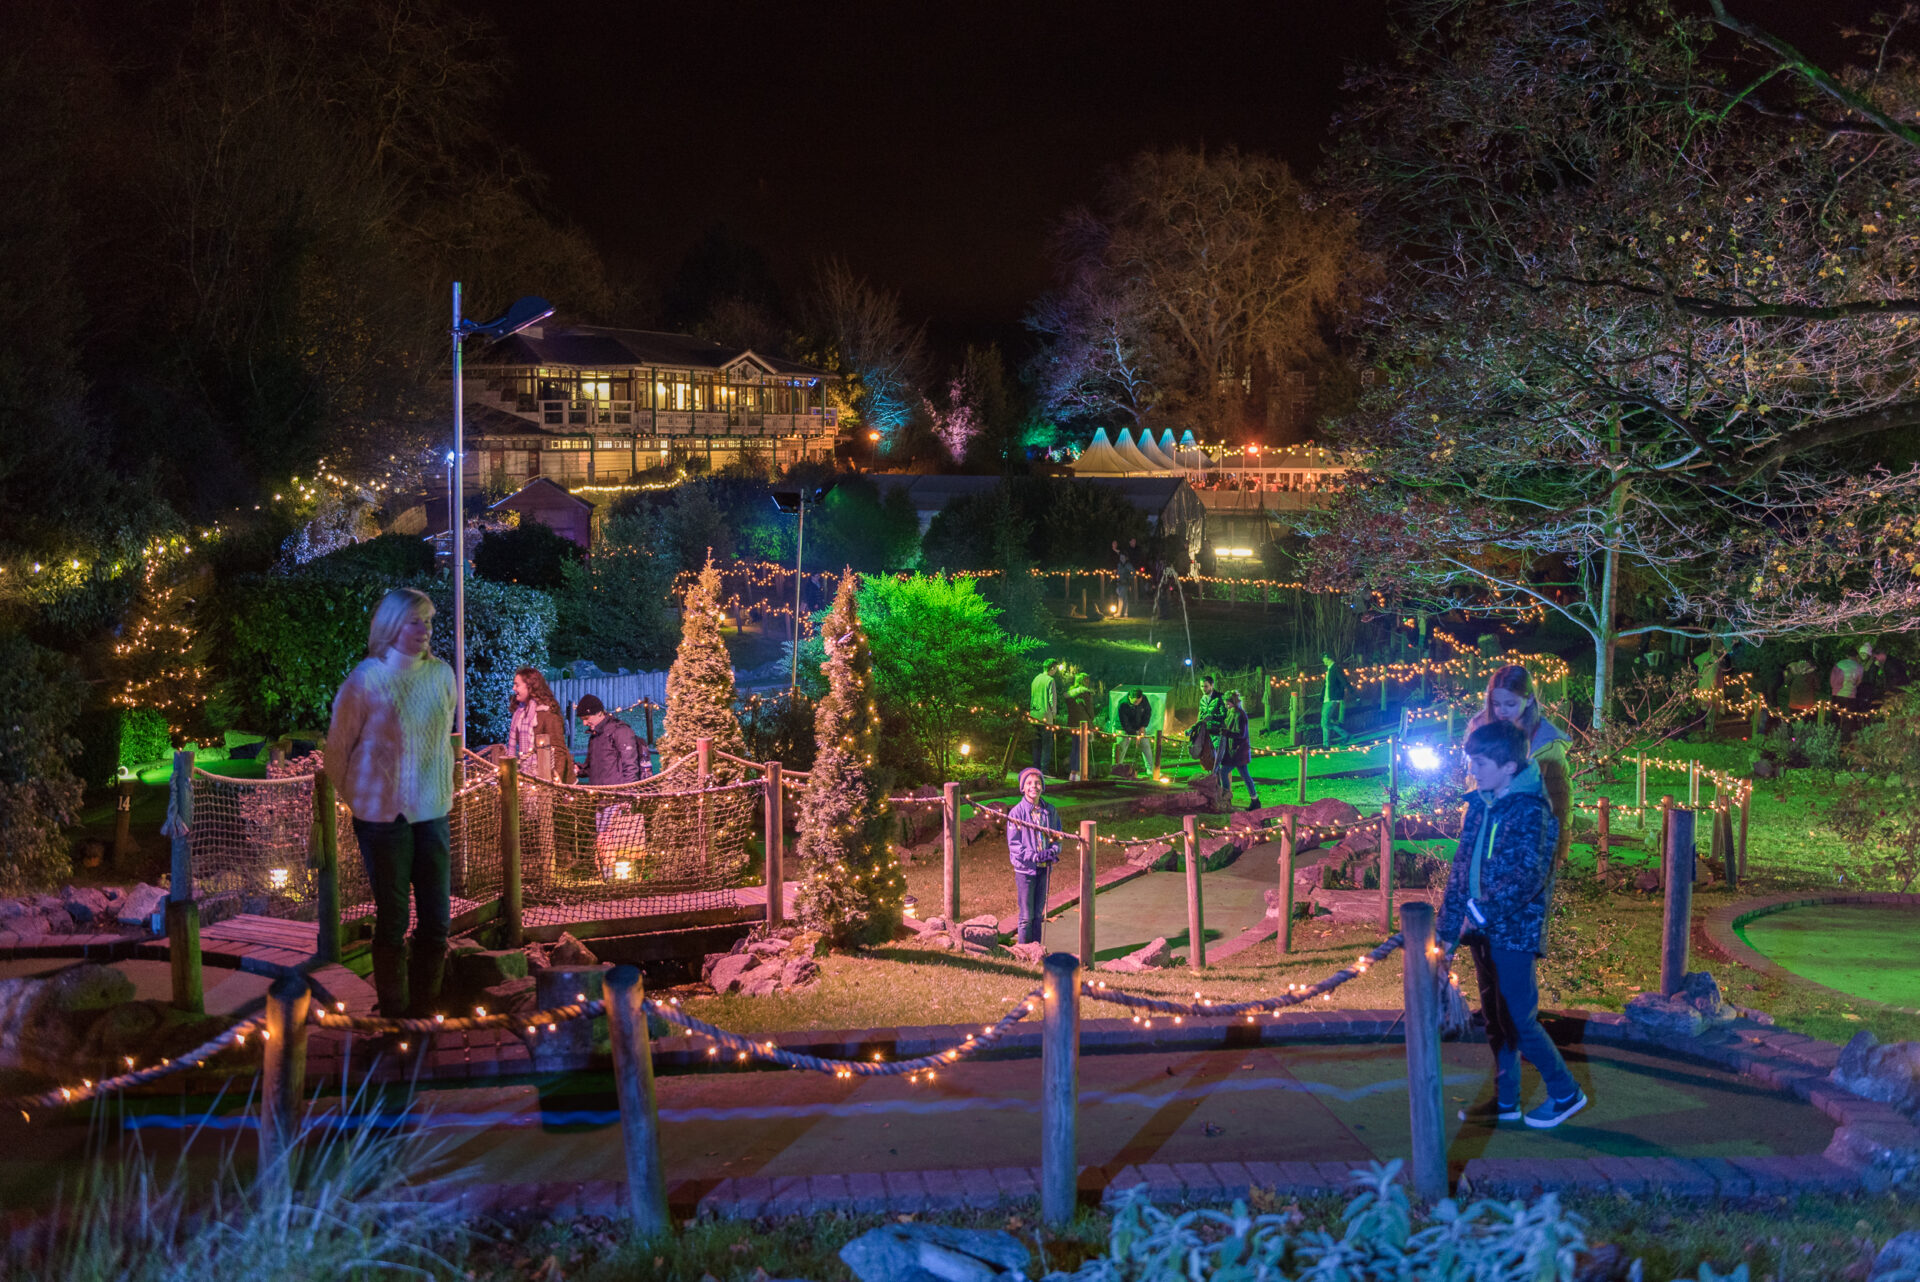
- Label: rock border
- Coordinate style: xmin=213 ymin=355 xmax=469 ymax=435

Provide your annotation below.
xmin=1699 ymin=891 xmax=1920 ymax=1018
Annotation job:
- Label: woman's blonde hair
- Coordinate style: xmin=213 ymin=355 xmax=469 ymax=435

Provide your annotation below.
xmin=366 ymin=588 xmax=435 ymax=658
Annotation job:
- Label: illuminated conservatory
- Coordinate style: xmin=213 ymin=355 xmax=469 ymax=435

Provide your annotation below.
xmin=460 ymin=324 xmax=841 ymax=485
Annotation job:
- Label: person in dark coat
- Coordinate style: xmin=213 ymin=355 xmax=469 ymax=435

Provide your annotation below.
xmin=1438 ymin=720 xmax=1586 ymax=1131
xmin=1115 ymin=688 xmax=1152 ymax=770
xmin=1215 ymin=691 xmax=1258 ymax=809
xmin=576 ymin=694 xmax=646 ymax=785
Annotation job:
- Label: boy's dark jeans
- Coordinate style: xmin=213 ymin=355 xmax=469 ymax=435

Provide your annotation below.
xmin=1014 ymin=867 xmax=1051 ymax=944
xmin=1466 ymin=938 xmax=1579 ymax=1105
xmin=352 ymin=815 xmax=453 ymax=951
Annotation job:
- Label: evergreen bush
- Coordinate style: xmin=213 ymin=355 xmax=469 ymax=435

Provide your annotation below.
xmin=0 ymin=632 xmax=85 ymax=891
xmin=472 ymin=521 xmax=581 ymax=589
xmin=794 ymin=573 xmax=904 ymax=946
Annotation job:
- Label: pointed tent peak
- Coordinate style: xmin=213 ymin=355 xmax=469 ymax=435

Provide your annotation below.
xmin=1089 ymin=427 xmax=1114 ymax=447
xmin=1136 ymin=432 xmax=1179 ymax=471
xmin=1070 ymin=428 xmax=1139 ymax=476
xmin=1179 ymin=430 xmax=1197 ymax=447
xmin=1158 ymin=429 xmax=1177 ymax=450
xmin=1112 ymin=428 xmax=1161 ymax=473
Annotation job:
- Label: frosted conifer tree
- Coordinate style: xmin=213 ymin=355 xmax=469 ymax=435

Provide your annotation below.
xmin=795 ymin=571 xmax=903 ymax=946
xmin=659 ymin=559 xmax=748 ymax=780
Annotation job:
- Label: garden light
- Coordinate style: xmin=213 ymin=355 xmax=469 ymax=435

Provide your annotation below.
xmin=613 ymin=859 xmax=633 ymax=880
xmin=1406 ymin=744 xmax=1442 ymax=772
xmin=903 ymin=896 xmax=918 ymax=919
xmin=269 ymin=868 xmax=289 ymax=889
xmin=960 ymin=742 xmax=971 ymax=758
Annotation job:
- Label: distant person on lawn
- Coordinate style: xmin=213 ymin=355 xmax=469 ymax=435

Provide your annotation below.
xmin=1030 ymin=660 xmax=1061 ymax=777
xmin=575 ymin=694 xmax=646 ymax=784
xmin=1438 ymin=720 xmax=1588 ymax=1130
xmin=1465 ymin=664 xmax=1572 ymax=866
xmin=1007 ymin=767 xmax=1061 ymax=945
xmin=326 ymin=588 xmax=456 ymax=1020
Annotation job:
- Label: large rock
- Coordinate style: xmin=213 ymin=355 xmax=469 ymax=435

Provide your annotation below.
xmin=959 ymin=915 xmax=1002 ymax=947
xmin=117 ymin=883 xmax=168 ymax=928
xmin=60 ymin=886 xmax=112 ymax=926
xmin=0 ymin=963 xmax=138 ymax=1074
xmin=1300 ymin=797 xmax=1363 ymax=829
xmin=738 ymin=965 xmax=784 ymax=998
xmin=779 ymin=957 xmax=821 ymax=990
xmin=707 ymin=953 xmax=757 ymax=994
xmin=1099 ymin=936 xmax=1170 ymax=973
xmin=1836 ymin=1032 xmax=1920 ymax=1120
xmin=1008 ymin=941 xmax=1046 ymax=966
xmin=1827 ymin=1122 xmax=1920 ymax=1190
xmin=448 ymin=947 xmax=530 ymax=992
xmin=1126 ymin=841 xmax=1176 ymax=870
xmin=1623 ymin=971 xmax=1736 ymax=1039
xmin=839 ymin=1223 xmax=1029 ymax=1282
xmin=1 ymin=911 xmax=50 ymax=939
xmin=1871 ymin=1231 xmax=1920 ymax=1282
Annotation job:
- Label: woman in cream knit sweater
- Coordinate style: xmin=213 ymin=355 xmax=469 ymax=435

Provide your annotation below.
xmin=326 ymin=588 xmax=456 ymax=1018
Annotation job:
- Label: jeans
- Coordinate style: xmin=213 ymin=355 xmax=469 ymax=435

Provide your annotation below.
xmin=352 ymin=814 xmax=453 ymax=953
xmin=1114 ymin=732 xmax=1147 ymax=766
xmin=1216 ymin=758 xmax=1256 ymax=802
xmin=1467 ymin=938 xmax=1579 ymax=1104
xmin=1033 ymin=725 xmax=1055 ymax=774
xmin=1014 ymin=866 xmax=1051 ymax=944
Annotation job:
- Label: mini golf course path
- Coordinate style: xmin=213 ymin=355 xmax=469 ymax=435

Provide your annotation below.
xmin=1704 ymin=892 xmax=1920 ymax=1015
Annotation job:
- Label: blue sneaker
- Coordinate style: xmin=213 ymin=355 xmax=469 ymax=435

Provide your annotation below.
xmin=1523 ymin=1090 xmax=1588 ymax=1129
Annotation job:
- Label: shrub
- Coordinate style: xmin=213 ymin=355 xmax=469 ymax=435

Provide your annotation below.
xmin=206 ymin=572 xmax=553 ymax=745
xmin=0 ymin=633 xmax=86 ymax=891
xmin=552 ymin=509 xmax=680 ymax=671
xmin=472 ymin=520 xmax=581 ymax=589
xmin=303 ymin=532 xmax=435 ymax=580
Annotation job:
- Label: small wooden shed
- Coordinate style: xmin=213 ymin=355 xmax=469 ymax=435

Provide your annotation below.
xmin=491 ymin=477 xmax=594 ymax=549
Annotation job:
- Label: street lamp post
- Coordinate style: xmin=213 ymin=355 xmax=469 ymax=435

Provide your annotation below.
xmin=772 ymin=482 xmax=835 ymax=693
xmin=451 ymin=284 xmax=553 ymax=746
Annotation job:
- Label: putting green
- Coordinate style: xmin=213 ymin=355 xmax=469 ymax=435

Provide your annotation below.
xmin=1737 ymin=903 xmax=1920 ymax=1008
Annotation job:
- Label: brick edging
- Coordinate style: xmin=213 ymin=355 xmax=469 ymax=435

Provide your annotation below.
xmin=1699 ymin=892 xmax=1920 ymax=1018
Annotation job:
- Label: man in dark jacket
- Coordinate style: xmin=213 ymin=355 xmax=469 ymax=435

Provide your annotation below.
xmin=1438 ymin=720 xmax=1586 ymax=1131
xmin=1115 ymin=689 xmax=1152 ymax=771
xmin=576 ymin=694 xmax=646 ymax=785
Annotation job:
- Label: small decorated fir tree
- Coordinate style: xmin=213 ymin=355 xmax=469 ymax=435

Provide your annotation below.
xmin=795 ymin=571 xmax=904 ymax=946
xmin=659 ymin=559 xmax=748 ymax=779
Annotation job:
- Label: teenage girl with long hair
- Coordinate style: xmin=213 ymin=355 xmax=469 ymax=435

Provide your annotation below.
xmin=1464 ymin=664 xmax=1573 ymax=866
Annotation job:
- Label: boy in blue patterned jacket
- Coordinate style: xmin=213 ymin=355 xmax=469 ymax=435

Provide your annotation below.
xmin=1007 ymin=767 xmax=1061 ymax=945
xmin=1438 ymin=720 xmax=1589 ymax=1129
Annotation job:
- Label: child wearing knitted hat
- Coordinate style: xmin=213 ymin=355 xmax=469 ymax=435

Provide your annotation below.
xmin=1008 ymin=767 xmax=1062 ymax=945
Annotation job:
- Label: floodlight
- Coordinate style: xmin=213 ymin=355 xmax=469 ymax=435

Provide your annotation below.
xmin=1407 ymin=744 xmax=1442 ymax=772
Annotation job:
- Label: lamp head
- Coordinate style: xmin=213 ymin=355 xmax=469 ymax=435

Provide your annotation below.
xmin=463 ymin=296 xmax=554 ymax=342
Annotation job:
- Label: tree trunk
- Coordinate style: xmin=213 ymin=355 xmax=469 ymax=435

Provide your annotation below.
xmin=1592 ymin=537 xmax=1621 ymax=731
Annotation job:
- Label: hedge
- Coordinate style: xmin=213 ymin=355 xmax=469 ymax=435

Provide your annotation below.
xmin=206 ymin=572 xmax=554 ymax=745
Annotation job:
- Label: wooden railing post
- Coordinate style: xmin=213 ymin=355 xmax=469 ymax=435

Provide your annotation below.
xmin=606 ymin=965 xmax=670 ymax=1238
xmin=942 ymin=781 xmax=960 ymax=924
xmin=1660 ymin=808 xmax=1696 ymax=997
xmin=1288 ymin=689 xmax=1301 ymax=745
xmin=1296 ymin=745 xmax=1308 ymax=804
xmin=1737 ymin=787 xmax=1751 ymax=881
xmin=1041 ymin=952 xmax=1080 ymax=1229
xmin=1078 ymin=820 xmax=1097 ymax=969
xmin=112 ymin=778 xmax=134 ymax=870
xmin=1636 ymin=755 xmax=1649 ymax=828
xmin=259 ymin=973 xmax=311 ymax=1176
xmin=1595 ymin=795 xmax=1612 ymax=878
xmin=500 ymin=756 xmax=523 ymax=947
xmin=1152 ymin=730 xmax=1163 ymax=778
xmin=1079 ymin=720 xmax=1091 ymax=781
xmin=697 ymin=737 xmax=712 ymax=786
xmin=1400 ymin=901 xmax=1447 ymax=1202
xmin=1387 ymin=734 xmax=1399 ymax=804
xmin=765 ymin=762 xmax=785 ymax=926
xmin=312 ymin=773 xmax=340 ymax=965
xmin=1657 ymin=795 xmax=1674 ymax=886
xmin=165 ymin=749 xmax=203 ymax=1015
xmin=1183 ymin=814 xmax=1204 ymax=971
xmin=1688 ymin=760 xmax=1701 ymax=807
xmin=1275 ymin=815 xmax=1296 ymax=959
xmin=1378 ymin=803 xmax=1396 ymax=933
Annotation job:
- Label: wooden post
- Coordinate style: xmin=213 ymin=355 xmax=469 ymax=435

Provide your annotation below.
xmin=1445 ymin=704 xmax=1456 ymax=744
xmin=1275 ymin=816 xmax=1296 ymax=958
xmin=259 ymin=973 xmax=311 ymax=1176
xmin=500 ymin=757 xmax=523 ymax=947
xmin=641 ymin=700 xmax=655 ymax=746
xmin=1737 ymin=787 xmax=1751 ymax=881
xmin=1288 ymin=689 xmax=1301 ymax=745
xmin=1657 ymin=794 xmax=1674 ymax=885
xmin=1636 ymin=755 xmax=1649 ymax=828
xmin=1379 ymin=670 xmax=1389 ymax=714
xmin=1660 ymin=808 xmax=1696 ymax=997
xmin=1749 ymin=702 xmax=1764 ymax=742
xmin=1078 ymin=820 xmax=1097 ymax=968
xmin=1152 ymin=730 xmax=1163 ymax=778
xmin=605 ymin=965 xmax=671 ymax=1237
xmin=165 ymin=750 xmax=203 ymax=1015
xmin=1719 ymin=805 xmax=1737 ymax=890
xmin=1399 ymin=901 xmax=1447 ymax=1202
xmin=765 ymin=763 xmax=785 ymax=926
xmin=1595 ymin=795 xmax=1612 ymax=877
xmin=1079 ymin=720 xmax=1091 ymax=781
xmin=1387 ymin=734 xmax=1399 ymax=803
xmin=1183 ymin=814 xmax=1204 ymax=972
xmin=1296 ymin=745 xmax=1308 ymax=804
xmin=942 ymin=781 xmax=960 ymax=924
xmin=312 ymin=773 xmax=340 ymax=965
xmin=112 ymin=779 xmax=134 ymax=870
xmin=1687 ymin=760 xmax=1700 ymax=806
xmin=1378 ymin=803 xmax=1395 ymax=933
xmin=1040 ymin=951 xmax=1080 ymax=1229
xmin=697 ymin=736 xmax=711 ymax=785
xmin=1818 ymin=704 xmax=1829 ymax=730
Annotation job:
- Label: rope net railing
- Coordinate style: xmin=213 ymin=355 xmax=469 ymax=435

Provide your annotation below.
xmin=515 ymin=770 xmax=760 ymax=927
xmin=187 ymin=768 xmax=320 ymax=917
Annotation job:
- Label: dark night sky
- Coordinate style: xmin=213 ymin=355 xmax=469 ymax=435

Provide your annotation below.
xmin=472 ymin=1 xmax=1874 ymax=337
